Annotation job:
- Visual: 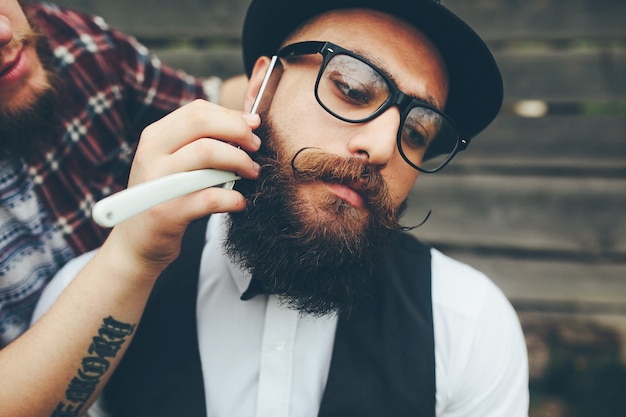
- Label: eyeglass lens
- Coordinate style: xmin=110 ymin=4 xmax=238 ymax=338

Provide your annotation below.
xmin=317 ymin=53 xmax=459 ymax=172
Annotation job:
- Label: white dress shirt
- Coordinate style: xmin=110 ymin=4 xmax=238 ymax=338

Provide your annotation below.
xmin=33 ymin=213 xmax=529 ymax=417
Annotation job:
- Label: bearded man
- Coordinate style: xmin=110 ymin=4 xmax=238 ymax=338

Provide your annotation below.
xmin=31 ymin=0 xmax=529 ymax=416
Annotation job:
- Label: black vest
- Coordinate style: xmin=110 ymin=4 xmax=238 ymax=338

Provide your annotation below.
xmin=103 ymin=217 xmax=435 ymax=416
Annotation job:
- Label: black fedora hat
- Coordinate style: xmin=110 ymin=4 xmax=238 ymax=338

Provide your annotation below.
xmin=242 ymin=0 xmax=502 ymax=142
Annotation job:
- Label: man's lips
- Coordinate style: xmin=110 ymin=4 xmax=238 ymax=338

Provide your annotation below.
xmin=0 ymin=47 xmax=28 ymax=86
xmin=326 ymin=182 xmax=365 ymax=208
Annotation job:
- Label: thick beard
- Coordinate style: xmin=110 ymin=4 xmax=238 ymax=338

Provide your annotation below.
xmin=225 ymin=115 xmax=403 ymax=316
xmin=0 ymin=27 xmax=65 ymax=160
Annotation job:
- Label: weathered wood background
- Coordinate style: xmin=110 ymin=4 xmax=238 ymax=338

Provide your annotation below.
xmin=39 ymin=0 xmax=626 ymax=414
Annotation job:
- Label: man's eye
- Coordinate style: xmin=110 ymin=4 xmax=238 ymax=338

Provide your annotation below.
xmin=332 ymin=77 xmax=371 ymax=105
xmin=402 ymin=125 xmax=429 ymax=149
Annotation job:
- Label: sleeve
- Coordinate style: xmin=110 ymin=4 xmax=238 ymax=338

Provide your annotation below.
xmin=33 ymin=3 xmax=222 ymax=138
xmin=102 ymin=19 xmax=222 ymax=132
xmin=432 ymin=250 xmax=529 ymax=417
xmin=30 ymin=250 xmax=98 ymax=325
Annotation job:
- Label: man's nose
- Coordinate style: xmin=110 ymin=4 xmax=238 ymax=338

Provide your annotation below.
xmin=347 ymin=107 xmax=399 ymax=167
xmin=0 ymin=16 xmax=13 ymax=47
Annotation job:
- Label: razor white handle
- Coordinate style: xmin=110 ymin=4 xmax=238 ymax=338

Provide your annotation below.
xmin=92 ymin=169 xmax=240 ymax=228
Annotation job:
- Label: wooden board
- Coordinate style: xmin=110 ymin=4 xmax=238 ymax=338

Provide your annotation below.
xmin=498 ymin=50 xmax=626 ymax=101
xmin=456 ymin=115 xmax=626 ymax=173
xmin=405 ymin=174 xmax=626 ymax=256
xmin=31 ymin=0 xmax=251 ymax=39
xmin=43 ymin=0 xmax=626 ymax=41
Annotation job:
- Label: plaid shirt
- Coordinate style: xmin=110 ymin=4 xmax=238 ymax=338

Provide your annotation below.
xmin=0 ymin=3 xmax=219 ymax=346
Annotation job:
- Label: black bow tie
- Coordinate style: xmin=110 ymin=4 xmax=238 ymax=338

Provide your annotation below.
xmin=240 ymin=276 xmax=268 ymax=300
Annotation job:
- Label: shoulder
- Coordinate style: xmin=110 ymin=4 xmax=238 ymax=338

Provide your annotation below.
xmin=26 ymin=3 xmax=114 ymax=41
xmin=430 ymin=248 xmax=529 ymax=416
xmin=26 ymin=3 xmax=134 ymax=75
xmin=431 ymin=248 xmax=510 ymax=320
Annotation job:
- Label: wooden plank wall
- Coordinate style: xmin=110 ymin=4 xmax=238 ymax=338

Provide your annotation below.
xmin=35 ymin=0 xmax=626 ymax=413
xmin=413 ymin=1 xmax=626 ymax=320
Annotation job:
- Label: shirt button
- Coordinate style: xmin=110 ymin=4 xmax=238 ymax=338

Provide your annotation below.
xmin=273 ymin=338 xmax=285 ymax=351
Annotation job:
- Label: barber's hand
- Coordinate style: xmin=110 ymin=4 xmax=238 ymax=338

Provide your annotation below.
xmin=107 ymin=100 xmax=261 ymax=273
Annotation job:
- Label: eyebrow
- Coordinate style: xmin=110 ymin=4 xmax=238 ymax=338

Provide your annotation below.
xmin=351 ymin=47 xmax=441 ymax=110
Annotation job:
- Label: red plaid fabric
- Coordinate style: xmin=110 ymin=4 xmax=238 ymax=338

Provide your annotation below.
xmin=27 ymin=3 xmax=216 ymax=254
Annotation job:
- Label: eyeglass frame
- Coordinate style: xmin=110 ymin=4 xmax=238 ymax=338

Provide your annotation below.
xmin=267 ymin=40 xmax=468 ymax=173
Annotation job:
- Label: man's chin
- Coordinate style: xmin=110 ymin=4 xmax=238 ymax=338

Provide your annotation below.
xmin=0 ymin=81 xmax=62 ymax=160
xmin=226 ymin=191 xmax=389 ymax=316
xmin=0 ymin=83 xmax=48 ymax=117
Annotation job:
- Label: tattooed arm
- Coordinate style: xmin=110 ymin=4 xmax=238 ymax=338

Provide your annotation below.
xmin=0 ymin=102 xmax=261 ymax=417
xmin=9 ymin=246 xmax=153 ymax=417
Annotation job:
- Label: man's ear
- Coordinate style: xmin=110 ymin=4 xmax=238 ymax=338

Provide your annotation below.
xmin=244 ymin=56 xmax=274 ymax=113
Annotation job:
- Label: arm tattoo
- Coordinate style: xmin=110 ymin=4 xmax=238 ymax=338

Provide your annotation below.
xmin=51 ymin=316 xmax=136 ymax=417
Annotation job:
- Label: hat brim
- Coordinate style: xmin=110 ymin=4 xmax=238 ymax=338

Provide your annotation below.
xmin=242 ymin=0 xmax=503 ymax=142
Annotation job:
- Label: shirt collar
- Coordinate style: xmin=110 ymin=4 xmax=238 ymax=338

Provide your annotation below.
xmin=207 ymin=214 xmax=264 ymax=300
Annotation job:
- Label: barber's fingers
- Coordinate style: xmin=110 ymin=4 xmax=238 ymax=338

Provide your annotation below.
xmin=163 ymin=138 xmax=260 ymax=180
xmin=129 ymin=100 xmax=261 ymax=188
xmin=128 ymin=135 xmax=260 ymax=188
xmin=127 ymin=185 xmax=246 ymax=251
xmin=106 ymin=184 xmax=248 ymax=272
xmin=139 ymin=100 xmax=261 ymax=155
xmin=149 ymin=186 xmax=248 ymax=222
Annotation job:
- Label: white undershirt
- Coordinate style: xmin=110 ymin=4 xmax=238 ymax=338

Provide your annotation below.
xmin=33 ymin=213 xmax=529 ymax=417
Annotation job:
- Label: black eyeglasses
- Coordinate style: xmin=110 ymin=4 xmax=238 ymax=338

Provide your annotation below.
xmin=276 ymin=41 xmax=467 ymax=173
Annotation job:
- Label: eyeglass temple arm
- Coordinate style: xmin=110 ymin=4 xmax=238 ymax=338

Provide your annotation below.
xmin=250 ymin=55 xmax=279 ymax=114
